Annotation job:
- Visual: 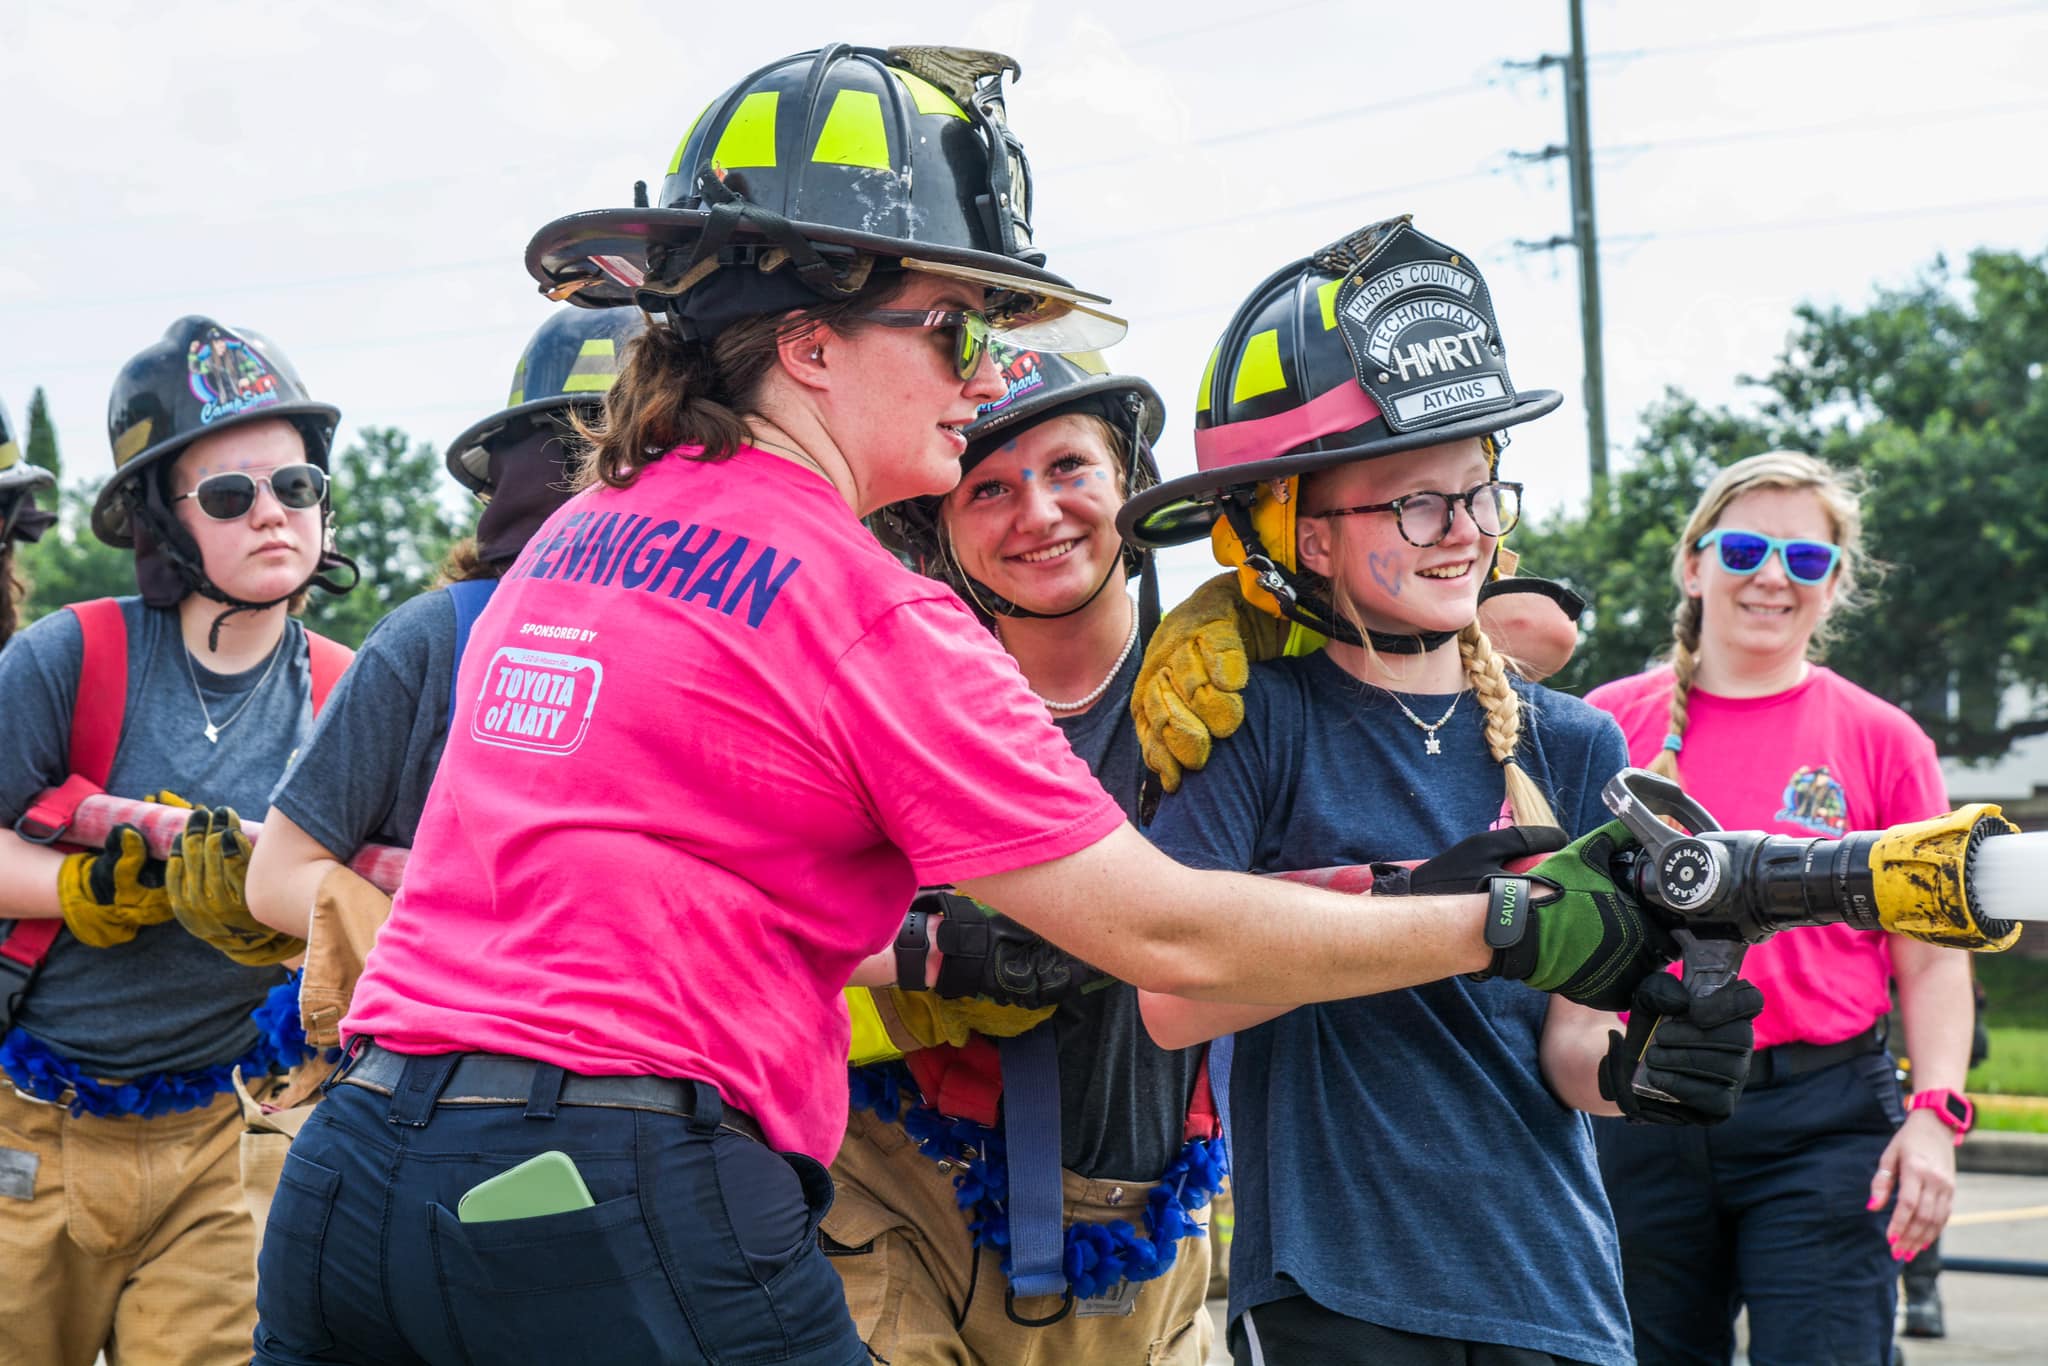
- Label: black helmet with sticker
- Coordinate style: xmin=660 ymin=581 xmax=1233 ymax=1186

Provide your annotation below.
xmin=1 ymin=398 xmax=58 ymax=545
xmin=94 ymin=316 xmax=340 ymax=548
xmin=446 ymin=307 xmax=646 ymax=496
xmin=96 ymin=317 xmax=355 ymax=643
xmin=525 ymin=44 xmax=1122 ymax=353
xmin=872 ymin=343 xmax=1163 ymax=618
xmin=1116 ymin=216 xmax=1560 ymax=646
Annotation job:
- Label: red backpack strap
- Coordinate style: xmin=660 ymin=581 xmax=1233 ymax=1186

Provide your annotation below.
xmin=303 ymin=629 xmax=353 ymax=715
xmin=65 ymin=598 xmax=128 ymax=788
xmin=903 ymin=1036 xmax=1004 ymax=1128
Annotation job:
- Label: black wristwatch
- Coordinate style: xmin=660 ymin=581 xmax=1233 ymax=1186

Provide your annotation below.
xmin=894 ymin=906 xmax=932 ymax=992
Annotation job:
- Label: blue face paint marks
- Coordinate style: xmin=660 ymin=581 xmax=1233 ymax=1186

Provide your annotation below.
xmin=1019 ymin=467 xmax=1035 ymax=480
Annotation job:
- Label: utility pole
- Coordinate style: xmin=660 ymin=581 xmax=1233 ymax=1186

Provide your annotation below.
xmin=1506 ymin=0 xmax=1610 ymax=495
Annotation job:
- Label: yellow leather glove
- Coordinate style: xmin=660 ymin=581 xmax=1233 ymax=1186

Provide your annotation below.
xmin=56 ymin=824 xmax=174 ymax=948
xmin=1132 ymin=571 xmax=1286 ymax=792
xmin=887 ymin=988 xmax=1056 ymax=1049
xmin=165 ymin=806 xmax=305 ymax=966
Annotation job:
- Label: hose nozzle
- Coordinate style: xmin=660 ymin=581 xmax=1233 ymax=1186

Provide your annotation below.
xmin=1865 ymin=804 xmax=2021 ymax=951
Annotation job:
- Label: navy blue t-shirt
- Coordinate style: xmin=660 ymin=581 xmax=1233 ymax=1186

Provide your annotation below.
xmin=1146 ymin=650 xmax=1634 ymax=1365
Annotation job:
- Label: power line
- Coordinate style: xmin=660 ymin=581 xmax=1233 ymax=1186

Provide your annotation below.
xmin=1124 ymin=1 xmax=1337 ymax=50
xmin=1603 ymin=195 xmax=2048 ymax=247
xmin=1587 ymin=1 xmax=2047 ymax=65
xmin=1595 ymin=98 xmax=2048 ymax=160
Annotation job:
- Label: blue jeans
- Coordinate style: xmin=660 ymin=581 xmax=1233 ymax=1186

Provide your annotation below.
xmin=1594 ymin=1050 xmax=1904 ymax=1366
xmin=253 ymin=1050 xmax=870 ymax=1365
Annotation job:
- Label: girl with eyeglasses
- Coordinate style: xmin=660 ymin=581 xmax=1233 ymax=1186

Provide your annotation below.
xmin=1585 ymin=450 xmax=1974 ymax=1366
xmin=1122 ymin=219 xmax=1760 ymax=1366
xmin=0 ymin=317 xmax=357 ymax=1364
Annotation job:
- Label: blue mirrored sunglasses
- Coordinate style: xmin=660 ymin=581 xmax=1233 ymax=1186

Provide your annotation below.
xmin=1696 ymin=529 xmax=1841 ymax=585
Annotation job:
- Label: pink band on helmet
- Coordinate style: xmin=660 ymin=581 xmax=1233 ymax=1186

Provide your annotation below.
xmin=1193 ymin=381 xmax=1382 ymax=471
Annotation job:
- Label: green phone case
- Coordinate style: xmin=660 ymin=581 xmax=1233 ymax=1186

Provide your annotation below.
xmin=456 ymin=1150 xmax=596 ymax=1224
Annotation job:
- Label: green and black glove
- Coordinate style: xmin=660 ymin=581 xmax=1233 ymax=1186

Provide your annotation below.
xmin=56 ymin=824 xmax=174 ymax=948
xmin=1599 ymin=971 xmax=1764 ymax=1125
xmin=165 ymin=806 xmax=305 ymax=966
xmin=1476 ymin=819 xmax=1676 ymax=1011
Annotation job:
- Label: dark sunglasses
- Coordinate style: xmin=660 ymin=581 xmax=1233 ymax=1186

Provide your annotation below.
xmin=854 ymin=309 xmax=995 ymax=381
xmin=1307 ymin=480 xmax=1523 ymax=548
xmin=1696 ymin=529 xmax=1840 ymax=585
xmin=174 ymin=463 xmax=328 ymax=521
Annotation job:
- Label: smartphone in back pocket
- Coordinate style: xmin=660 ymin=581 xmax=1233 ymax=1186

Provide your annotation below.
xmin=457 ymin=1151 xmax=595 ymax=1224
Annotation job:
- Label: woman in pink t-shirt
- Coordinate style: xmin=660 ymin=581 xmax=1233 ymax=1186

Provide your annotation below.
xmin=1586 ymin=450 xmax=1976 ymax=1366
xmin=251 ymin=49 xmax=1676 ymax=1366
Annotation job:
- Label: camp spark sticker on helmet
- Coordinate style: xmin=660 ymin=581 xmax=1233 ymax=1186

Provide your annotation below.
xmin=1331 ymin=224 xmax=1516 ymax=434
xmin=469 ymin=646 xmax=605 ymax=755
xmin=979 ymin=344 xmax=1047 ymax=416
xmin=186 ymin=327 xmax=283 ymax=425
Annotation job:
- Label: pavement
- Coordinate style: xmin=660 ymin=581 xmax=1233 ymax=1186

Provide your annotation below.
xmin=1201 ymin=1167 xmax=2048 ymax=1365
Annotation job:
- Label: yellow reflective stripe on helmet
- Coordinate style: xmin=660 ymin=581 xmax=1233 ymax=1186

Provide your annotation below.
xmin=845 ymin=987 xmax=904 ymax=1066
xmin=0 ymin=439 xmax=18 ymax=470
xmin=1231 ymin=329 xmax=1287 ymax=404
xmin=888 ymin=67 xmax=968 ymax=120
xmin=112 ymin=420 xmax=153 ymax=466
xmin=712 ymin=90 xmax=779 ymax=169
xmin=506 ymin=354 xmax=528 ymax=408
xmin=810 ymin=89 xmax=891 ymax=170
xmin=1196 ymin=343 xmax=1220 ymax=414
xmin=668 ymin=102 xmax=713 ymax=176
xmin=561 ymin=337 xmax=620 ymax=394
xmin=1318 ymin=279 xmax=1341 ymax=331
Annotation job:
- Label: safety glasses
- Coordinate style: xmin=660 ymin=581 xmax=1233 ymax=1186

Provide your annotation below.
xmin=1696 ymin=529 xmax=1841 ymax=585
xmin=174 ymin=463 xmax=328 ymax=521
xmin=855 ymin=309 xmax=994 ymax=381
xmin=1308 ymin=480 xmax=1523 ymax=548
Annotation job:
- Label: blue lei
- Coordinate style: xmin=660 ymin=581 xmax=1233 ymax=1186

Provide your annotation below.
xmin=848 ymin=1062 xmax=1228 ymax=1300
xmin=0 ymin=973 xmax=331 ymax=1119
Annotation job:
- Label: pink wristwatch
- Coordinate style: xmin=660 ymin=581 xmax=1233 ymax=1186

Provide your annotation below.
xmin=1906 ymin=1088 xmax=1974 ymax=1145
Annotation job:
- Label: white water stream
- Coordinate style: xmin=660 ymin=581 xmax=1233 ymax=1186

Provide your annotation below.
xmin=1969 ymin=831 xmax=2048 ymax=923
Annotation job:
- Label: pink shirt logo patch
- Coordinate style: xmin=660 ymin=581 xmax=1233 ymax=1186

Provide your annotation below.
xmin=470 ymin=646 xmax=604 ymax=755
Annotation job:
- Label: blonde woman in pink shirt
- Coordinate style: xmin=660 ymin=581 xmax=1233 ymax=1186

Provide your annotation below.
xmin=249 ymin=48 xmax=1676 ymax=1366
xmin=1586 ymin=450 xmax=1975 ymax=1366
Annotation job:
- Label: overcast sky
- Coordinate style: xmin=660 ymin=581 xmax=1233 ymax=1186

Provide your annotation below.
xmin=5 ymin=0 xmax=2044 ymax=605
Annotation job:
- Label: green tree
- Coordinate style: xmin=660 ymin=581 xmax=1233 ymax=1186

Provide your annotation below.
xmin=1516 ymin=247 xmax=2048 ymax=761
xmin=25 ymin=387 xmax=61 ymax=481
xmin=300 ymin=426 xmax=468 ymax=649
xmin=16 ymin=483 xmax=134 ymax=620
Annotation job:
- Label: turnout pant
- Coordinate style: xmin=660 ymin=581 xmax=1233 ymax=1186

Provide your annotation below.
xmin=823 ymin=1104 xmax=1214 ymax=1365
xmin=0 ymin=1085 xmax=256 ymax=1366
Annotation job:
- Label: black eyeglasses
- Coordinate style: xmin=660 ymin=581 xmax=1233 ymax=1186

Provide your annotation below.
xmin=854 ymin=309 xmax=994 ymax=380
xmin=1306 ymin=480 xmax=1523 ymax=547
xmin=174 ymin=463 xmax=328 ymax=521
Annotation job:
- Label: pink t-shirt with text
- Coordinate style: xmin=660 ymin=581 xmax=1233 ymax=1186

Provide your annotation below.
xmin=344 ymin=446 xmax=1125 ymax=1160
xmin=1585 ymin=666 xmax=1947 ymax=1050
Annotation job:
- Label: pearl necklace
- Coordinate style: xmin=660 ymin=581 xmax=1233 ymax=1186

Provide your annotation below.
xmin=1000 ymin=601 xmax=1140 ymax=712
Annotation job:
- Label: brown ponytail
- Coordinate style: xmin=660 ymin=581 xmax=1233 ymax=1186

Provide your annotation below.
xmin=571 ymin=274 xmax=904 ymax=492
xmin=1649 ymin=596 xmax=1702 ymax=784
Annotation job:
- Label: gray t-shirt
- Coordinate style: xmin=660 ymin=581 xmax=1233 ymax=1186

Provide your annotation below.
xmin=1047 ymin=641 xmax=1204 ymax=1182
xmin=270 ymin=587 xmax=458 ymax=852
xmin=0 ymin=597 xmax=307 ymax=1075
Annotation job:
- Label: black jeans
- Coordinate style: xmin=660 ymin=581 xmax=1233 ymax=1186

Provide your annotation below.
xmin=1229 ymin=1295 xmax=1592 ymax=1365
xmin=252 ymin=1050 xmax=869 ymax=1365
xmin=1594 ymin=1050 xmax=1904 ymax=1366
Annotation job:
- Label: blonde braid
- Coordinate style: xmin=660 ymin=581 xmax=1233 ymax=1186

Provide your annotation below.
xmin=1459 ymin=623 xmax=1558 ymax=826
xmin=1649 ymin=596 xmax=1702 ymax=785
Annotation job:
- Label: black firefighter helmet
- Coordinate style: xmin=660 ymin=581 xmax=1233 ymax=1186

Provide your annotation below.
xmin=871 ymin=342 xmax=1163 ymax=620
xmin=96 ymin=317 xmax=355 ymax=639
xmin=445 ymin=306 xmax=646 ymax=497
xmin=1116 ymin=216 xmax=1561 ymax=647
xmin=1 ymin=397 xmax=58 ymax=545
xmin=525 ymin=44 xmax=1123 ymax=354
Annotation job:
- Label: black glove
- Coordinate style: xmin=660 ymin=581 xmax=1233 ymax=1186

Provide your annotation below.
xmin=1599 ymin=971 xmax=1765 ymax=1125
xmin=923 ymin=891 xmax=1107 ymax=1010
xmin=1377 ymin=825 xmax=1569 ymax=897
xmin=1480 ymin=820 xmax=1678 ymax=1011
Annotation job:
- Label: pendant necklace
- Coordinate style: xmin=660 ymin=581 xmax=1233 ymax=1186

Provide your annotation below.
xmin=182 ymin=630 xmax=287 ymax=744
xmin=999 ymin=600 xmax=1140 ymax=713
xmin=1385 ymin=687 xmax=1465 ymax=756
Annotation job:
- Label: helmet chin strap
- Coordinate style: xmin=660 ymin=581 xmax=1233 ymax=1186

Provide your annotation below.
xmin=135 ymin=483 xmax=359 ymax=653
xmin=1218 ymin=494 xmax=1456 ymax=655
